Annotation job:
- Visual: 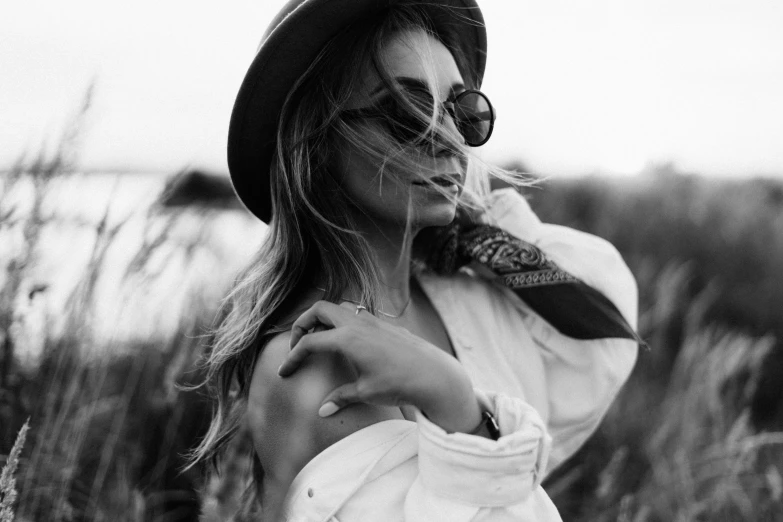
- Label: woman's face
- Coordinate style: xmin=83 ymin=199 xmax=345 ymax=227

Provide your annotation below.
xmin=335 ymin=29 xmax=467 ymax=230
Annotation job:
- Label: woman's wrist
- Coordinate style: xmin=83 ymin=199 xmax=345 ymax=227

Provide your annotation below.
xmin=423 ymin=392 xmax=483 ymax=435
xmin=413 ymin=362 xmax=484 ymax=434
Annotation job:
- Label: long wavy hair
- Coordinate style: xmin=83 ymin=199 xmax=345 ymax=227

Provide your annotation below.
xmin=187 ymin=1 xmax=530 ymax=507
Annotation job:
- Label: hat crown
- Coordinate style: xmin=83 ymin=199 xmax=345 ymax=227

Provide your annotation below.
xmin=259 ymin=0 xmax=393 ymax=52
xmin=257 ymin=0 xmax=312 ymax=51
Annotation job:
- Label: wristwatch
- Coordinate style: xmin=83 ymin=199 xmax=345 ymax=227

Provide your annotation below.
xmin=470 ymin=410 xmax=501 ymax=441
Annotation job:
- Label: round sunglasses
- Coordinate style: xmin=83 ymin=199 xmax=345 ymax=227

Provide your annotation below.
xmin=341 ymin=87 xmax=495 ymax=147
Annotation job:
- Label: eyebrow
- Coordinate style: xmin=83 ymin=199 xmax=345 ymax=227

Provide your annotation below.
xmin=370 ymin=77 xmax=466 ymax=98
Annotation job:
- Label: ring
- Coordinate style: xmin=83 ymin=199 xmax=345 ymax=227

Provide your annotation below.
xmin=355 ymin=304 xmax=368 ymax=315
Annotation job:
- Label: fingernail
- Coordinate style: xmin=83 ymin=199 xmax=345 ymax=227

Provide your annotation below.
xmin=277 ymin=364 xmax=284 ymax=376
xmin=318 ymin=402 xmax=339 ymax=418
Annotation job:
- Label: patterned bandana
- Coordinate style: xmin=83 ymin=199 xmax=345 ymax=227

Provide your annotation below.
xmin=427 ymin=223 xmax=640 ymax=342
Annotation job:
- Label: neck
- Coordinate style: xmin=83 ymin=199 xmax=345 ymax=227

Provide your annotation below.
xmin=347 ymin=216 xmax=419 ymax=314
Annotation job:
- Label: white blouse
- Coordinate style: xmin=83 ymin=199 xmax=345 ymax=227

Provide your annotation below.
xmin=281 ymin=188 xmax=640 ymax=521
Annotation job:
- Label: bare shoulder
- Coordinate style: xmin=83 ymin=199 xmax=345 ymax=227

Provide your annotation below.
xmin=247 ymin=323 xmax=403 ymax=491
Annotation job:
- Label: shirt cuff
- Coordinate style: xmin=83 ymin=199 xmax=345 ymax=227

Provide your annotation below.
xmin=414 ymin=388 xmax=551 ymax=507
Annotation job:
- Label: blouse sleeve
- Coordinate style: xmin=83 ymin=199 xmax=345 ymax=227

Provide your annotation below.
xmin=483 ymin=188 xmax=639 ymax=475
xmin=405 ymin=388 xmax=562 ymax=521
xmin=281 ymin=387 xmax=564 ymax=521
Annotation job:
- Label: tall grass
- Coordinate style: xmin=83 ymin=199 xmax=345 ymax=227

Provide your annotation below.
xmin=1 ymin=127 xmax=781 ymax=522
xmin=0 ymin=418 xmax=29 ymax=522
xmin=0 ymin=91 xmax=248 ymax=520
xmin=527 ymin=167 xmax=783 ymax=521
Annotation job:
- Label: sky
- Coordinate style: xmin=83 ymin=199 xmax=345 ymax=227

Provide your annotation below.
xmin=2 ymin=0 xmax=782 ymax=178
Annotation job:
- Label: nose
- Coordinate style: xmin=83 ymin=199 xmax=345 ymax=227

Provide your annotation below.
xmin=437 ymin=101 xmax=465 ymax=146
xmin=432 ymin=109 xmax=464 ymax=158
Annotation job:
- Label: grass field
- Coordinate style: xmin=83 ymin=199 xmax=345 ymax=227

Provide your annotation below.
xmin=1 ymin=153 xmax=782 ymax=521
xmin=522 ymin=167 xmax=783 ymax=521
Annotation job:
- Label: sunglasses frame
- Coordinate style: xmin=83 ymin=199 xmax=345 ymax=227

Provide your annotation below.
xmin=342 ymin=88 xmax=495 ymax=147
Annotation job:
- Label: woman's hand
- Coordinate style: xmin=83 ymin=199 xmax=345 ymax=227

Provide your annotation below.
xmin=277 ymin=301 xmax=483 ymax=434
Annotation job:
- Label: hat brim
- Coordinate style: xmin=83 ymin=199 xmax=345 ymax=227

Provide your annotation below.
xmin=227 ymin=0 xmax=486 ymax=223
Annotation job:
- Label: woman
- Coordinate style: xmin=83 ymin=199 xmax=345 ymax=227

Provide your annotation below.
xmin=191 ymin=1 xmax=640 ymax=520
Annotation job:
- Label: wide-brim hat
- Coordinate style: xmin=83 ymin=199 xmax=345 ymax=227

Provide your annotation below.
xmin=227 ymin=0 xmax=487 ymax=223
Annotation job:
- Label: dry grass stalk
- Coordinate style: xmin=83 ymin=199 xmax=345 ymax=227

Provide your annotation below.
xmin=0 ymin=418 xmax=30 ymax=522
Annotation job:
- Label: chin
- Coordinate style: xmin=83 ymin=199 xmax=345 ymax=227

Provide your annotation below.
xmin=415 ymin=203 xmax=457 ymax=228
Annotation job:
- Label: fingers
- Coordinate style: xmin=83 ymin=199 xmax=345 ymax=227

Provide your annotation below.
xmin=318 ymin=382 xmax=361 ymax=417
xmin=289 ymin=301 xmax=350 ymax=350
xmin=278 ymin=328 xmax=344 ymax=377
xmin=338 ymin=301 xmax=359 ymax=313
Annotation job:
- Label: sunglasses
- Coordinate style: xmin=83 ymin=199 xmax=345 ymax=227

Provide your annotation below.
xmin=341 ymin=86 xmax=495 ymax=147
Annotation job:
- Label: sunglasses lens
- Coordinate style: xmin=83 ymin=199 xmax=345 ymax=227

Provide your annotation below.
xmin=453 ymin=91 xmax=493 ymax=146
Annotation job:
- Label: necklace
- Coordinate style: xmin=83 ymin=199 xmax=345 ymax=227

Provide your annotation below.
xmin=315 ymin=287 xmax=411 ymax=319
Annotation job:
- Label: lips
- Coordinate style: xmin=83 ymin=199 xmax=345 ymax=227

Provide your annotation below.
xmin=412 ymin=173 xmax=462 ymax=188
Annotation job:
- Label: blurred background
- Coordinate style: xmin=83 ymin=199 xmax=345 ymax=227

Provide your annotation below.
xmin=1 ymin=0 xmax=782 ymax=520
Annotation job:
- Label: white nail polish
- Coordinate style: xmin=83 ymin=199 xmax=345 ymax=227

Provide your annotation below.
xmin=318 ymin=402 xmax=339 ymax=418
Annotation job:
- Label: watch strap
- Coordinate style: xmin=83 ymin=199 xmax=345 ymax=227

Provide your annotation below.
xmin=483 ymin=410 xmax=501 ymax=441
xmin=469 ymin=410 xmax=501 ymax=440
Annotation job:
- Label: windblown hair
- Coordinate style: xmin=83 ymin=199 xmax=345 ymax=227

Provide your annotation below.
xmin=186 ymin=2 xmax=531 ymax=507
